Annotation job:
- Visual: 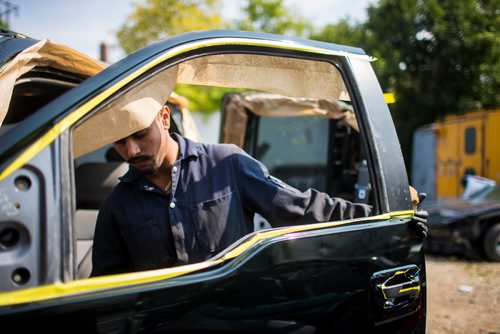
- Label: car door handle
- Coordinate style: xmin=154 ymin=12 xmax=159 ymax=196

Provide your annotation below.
xmin=369 ymin=265 xmax=422 ymax=324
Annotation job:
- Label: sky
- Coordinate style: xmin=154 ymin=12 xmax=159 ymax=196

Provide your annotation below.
xmin=8 ymin=0 xmax=375 ymax=63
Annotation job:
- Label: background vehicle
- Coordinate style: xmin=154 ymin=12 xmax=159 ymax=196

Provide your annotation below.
xmin=412 ymin=109 xmax=500 ymax=261
xmin=220 ymin=92 xmax=369 ymax=202
xmin=422 ymin=175 xmax=500 ymax=261
xmin=1 ymin=30 xmax=425 ymax=332
xmin=412 ymin=108 xmax=500 ymax=199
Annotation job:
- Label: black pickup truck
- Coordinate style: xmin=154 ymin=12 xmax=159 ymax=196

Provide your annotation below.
xmin=0 ymin=29 xmax=425 ymax=333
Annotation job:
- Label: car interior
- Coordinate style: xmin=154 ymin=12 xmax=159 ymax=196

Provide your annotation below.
xmin=0 ymin=67 xmax=84 ymax=134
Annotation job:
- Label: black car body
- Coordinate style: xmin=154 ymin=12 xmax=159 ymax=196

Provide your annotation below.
xmin=0 ymin=29 xmax=425 ymax=332
xmin=424 ymin=178 xmax=500 ymax=261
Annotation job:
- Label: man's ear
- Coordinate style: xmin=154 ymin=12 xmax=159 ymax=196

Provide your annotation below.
xmin=160 ymin=105 xmax=170 ymax=129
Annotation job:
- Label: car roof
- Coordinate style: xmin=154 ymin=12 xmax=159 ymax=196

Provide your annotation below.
xmin=0 ymin=30 xmax=39 ymax=62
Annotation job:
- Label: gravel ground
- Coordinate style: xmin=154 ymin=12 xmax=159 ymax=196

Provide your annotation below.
xmin=426 ymin=255 xmax=500 ymax=333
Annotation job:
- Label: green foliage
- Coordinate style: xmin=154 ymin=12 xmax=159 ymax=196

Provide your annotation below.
xmin=116 ymin=0 xmax=225 ymax=114
xmin=0 ymin=19 xmax=7 ymax=30
xmin=310 ymin=20 xmax=365 ymax=46
xmin=175 ymin=84 xmax=246 ymax=115
xmin=235 ymin=0 xmax=313 ymax=37
xmin=116 ymin=0 xmax=224 ymax=54
xmin=311 ymin=0 xmax=499 ymax=166
xmin=362 ymin=0 xmax=499 ymax=164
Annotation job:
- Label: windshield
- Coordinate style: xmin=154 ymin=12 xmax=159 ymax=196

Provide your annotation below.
xmin=463 ymin=175 xmax=499 ymax=200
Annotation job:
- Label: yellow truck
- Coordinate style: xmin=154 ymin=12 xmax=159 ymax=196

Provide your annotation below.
xmin=412 ymin=108 xmax=500 ymax=261
xmin=412 ymin=108 xmax=500 ymax=198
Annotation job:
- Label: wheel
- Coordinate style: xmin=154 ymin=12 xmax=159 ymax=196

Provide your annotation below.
xmin=483 ymin=223 xmax=500 ymax=261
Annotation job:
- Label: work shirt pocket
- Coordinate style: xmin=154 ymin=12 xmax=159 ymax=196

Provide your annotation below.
xmin=191 ymin=191 xmax=243 ymax=254
xmin=120 ymin=218 xmax=173 ymax=271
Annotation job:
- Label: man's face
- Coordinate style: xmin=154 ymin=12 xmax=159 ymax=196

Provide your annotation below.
xmin=113 ymin=117 xmax=166 ymax=175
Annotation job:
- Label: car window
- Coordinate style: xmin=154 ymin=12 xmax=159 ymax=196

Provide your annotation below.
xmin=70 ymin=51 xmax=374 ymax=279
xmin=247 ymin=113 xmax=367 ymax=202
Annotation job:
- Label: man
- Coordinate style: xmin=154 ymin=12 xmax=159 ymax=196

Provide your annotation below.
xmin=91 ymin=105 xmax=427 ymax=276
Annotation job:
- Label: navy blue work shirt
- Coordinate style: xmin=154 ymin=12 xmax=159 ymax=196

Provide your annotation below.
xmin=91 ymin=134 xmax=372 ymax=276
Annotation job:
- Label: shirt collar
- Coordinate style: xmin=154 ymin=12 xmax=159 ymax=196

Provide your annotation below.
xmin=172 ymin=132 xmax=203 ymax=160
xmin=119 ymin=133 xmax=203 ymax=184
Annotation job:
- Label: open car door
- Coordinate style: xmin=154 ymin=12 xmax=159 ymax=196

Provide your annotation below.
xmin=0 ymin=30 xmax=425 ymax=333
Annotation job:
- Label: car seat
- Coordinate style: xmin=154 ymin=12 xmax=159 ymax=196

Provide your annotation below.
xmin=74 ymin=149 xmax=128 ymax=278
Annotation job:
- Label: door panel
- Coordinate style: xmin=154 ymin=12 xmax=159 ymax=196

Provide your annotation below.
xmin=1 ymin=216 xmax=424 ymax=333
xmin=436 ymin=115 xmax=485 ymax=197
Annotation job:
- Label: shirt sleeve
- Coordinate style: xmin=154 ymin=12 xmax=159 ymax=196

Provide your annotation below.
xmin=233 ymin=150 xmax=372 ymax=227
xmin=91 ymin=195 xmax=134 ymax=277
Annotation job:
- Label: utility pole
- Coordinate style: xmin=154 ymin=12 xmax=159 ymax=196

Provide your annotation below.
xmin=99 ymin=42 xmax=110 ymax=63
xmin=0 ymin=0 xmax=19 ymax=27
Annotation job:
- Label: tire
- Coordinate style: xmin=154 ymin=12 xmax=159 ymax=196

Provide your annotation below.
xmin=483 ymin=223 xmax=500 ymax=261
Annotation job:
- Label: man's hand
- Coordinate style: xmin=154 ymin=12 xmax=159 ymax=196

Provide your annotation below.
xmin=408 ymin=193 xmax=429 ymax=239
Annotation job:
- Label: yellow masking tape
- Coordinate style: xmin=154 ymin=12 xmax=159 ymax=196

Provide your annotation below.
xmin=0 ymin=211 xmax=413 ymax=307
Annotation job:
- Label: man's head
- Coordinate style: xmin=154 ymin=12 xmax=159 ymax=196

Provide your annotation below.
xmin=113 ymin=105 xmax=173 ymax=175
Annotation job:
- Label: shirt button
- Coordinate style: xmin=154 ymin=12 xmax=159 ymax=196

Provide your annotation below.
xmin=172 ymin=166 xmax=178 ymax=173
xmin=170 ymin=202 xmax=176 ymax=209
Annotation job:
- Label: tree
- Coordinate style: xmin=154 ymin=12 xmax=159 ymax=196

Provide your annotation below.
xmin=363 ymin=0 xmax=499 ymax=165
xmin=116 ymin=0 xmax=228 ymax=114
xmin=235 ymin=0 xmax=312 ymax=37
xmin=116 ymin=0 xmax=224 ymax=54
xmin=310 ymin=19 xmax=365 ymax=47
xmin=310 ymin=19 xmax=392 ymax=81
xmin=309 ymin=0 xmax=498 ymax=170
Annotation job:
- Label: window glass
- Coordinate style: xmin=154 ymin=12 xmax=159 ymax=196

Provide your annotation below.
xmin=255 ymin=116 xmax=329 ymax=192
xmin=465 ymin=127 xmax=476 ymax=154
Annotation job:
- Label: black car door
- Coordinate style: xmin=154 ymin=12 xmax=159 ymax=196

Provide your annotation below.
xmin=0 ymin=30 xmax=425 ymax=333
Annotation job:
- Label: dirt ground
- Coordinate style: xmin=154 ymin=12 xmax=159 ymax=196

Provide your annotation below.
xmin=426 ymin=255 xmax=500 ymax=333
